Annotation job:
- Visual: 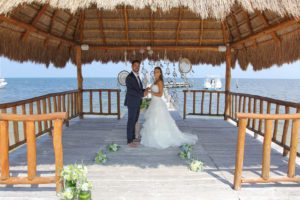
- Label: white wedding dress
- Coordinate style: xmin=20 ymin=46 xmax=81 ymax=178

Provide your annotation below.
xmin=140 ymin=84 xmax=198 ymax=149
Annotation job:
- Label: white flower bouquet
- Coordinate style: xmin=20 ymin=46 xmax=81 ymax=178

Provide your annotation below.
xmin=189 ymin=159 xmax=204 ymax=172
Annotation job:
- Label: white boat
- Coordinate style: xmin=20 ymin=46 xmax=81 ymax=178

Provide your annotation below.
xmin=203 ymin=76 xmax=222 ymax=90
xmin=164 ymin=82 xmax=191 ymax=88
xmin=0 ymin=77 xmax=7 ymax=88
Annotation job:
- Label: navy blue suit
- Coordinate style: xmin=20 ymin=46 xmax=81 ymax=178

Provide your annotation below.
xmin=124 ymin=72 xmax=145 ymax=143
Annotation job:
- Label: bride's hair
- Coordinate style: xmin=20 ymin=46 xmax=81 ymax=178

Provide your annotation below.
xmin=154 ymin=66 xmax=164 ymax=84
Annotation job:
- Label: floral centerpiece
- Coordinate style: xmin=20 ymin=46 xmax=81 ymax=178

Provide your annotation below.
xmin=189 ymin=159 xmax=204 ymax=172
xmin=60 ymin=164 xmax=92 ymax=200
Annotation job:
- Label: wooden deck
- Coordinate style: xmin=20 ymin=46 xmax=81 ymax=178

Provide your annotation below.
xmin=0 ymin=111 xmax=300 ymax=200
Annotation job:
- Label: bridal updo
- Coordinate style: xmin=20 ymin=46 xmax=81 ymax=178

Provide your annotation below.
xmin=154 ymin=66 xmax=164 ymax=84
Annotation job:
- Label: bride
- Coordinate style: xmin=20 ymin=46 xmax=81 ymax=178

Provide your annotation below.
xmin=140 ymin=66 xmax=198 ymax=149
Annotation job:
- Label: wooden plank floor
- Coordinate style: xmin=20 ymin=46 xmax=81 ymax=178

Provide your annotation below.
xmin=0 ymin=111 xmax=300 ymax=200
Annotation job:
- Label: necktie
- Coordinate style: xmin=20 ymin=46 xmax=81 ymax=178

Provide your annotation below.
xmin=137 ymin=75 xmax=142 ymax=89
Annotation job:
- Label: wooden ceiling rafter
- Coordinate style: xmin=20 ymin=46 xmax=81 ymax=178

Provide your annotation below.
xmin=221 ymin=21 xmax=229 ymax=44
xmin=175 ymin=8 xmax=183 ymax=46
xmin=83 ymin=28 xmax=222 ymax=33
xmin=97 ymin=9 xmax=107 ymax=45
xmin=241 ymin=9 xmax=257 ymax=48
xmin=231 ymin=19 xmax=297 ymax=48
xmin=0 ymin=15 xmax=75 ymax=46
xmin=123 ymin=5 xmax=130 ymax=46
xmin=44 ymin=10 xmax=59 ymax=47
xmin=21 ymin=4 xmax=49 ymax=42
xmin=258 ymin=11 xmax=281 ymax=45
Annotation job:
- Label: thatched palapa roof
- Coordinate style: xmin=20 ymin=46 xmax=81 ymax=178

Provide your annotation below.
xmin=0 ymin=0 xmax=299 ymax=70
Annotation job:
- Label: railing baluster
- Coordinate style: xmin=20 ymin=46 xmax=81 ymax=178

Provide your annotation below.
xmin=89 ymin=91 xmax=93 ymax=113
xmin=192 ymin=91 xmax=196 ymax=114
xmin=252 ymin=99 xmax=257 ymax=130
xmin=287 ymin=118 xmax=299 ymax=177
xmin=201 ymin=91 xmax=204 ymax=115
xmin=183 ymin=91 xmax=186 ymax=119
xmin=53 ymin=96 xmax=57 ymax=113
xmin=21 ymin=104 xmax=26 ymax=139
xmin=272 ymin=104 xmax=280 ymax=140
xmin=258 ymin=99 xmax=264 ymax=133
xmin=12 ymin=107 xmax=19 ymax=144
xmin=99 ymin=91 xmax=103 ymax=114
xmin=36 ymin=100 xmax=42 ymax=133
xmin=209 ymin=92 xmax=212 ymax=115
xmin=233 ymin=118 xmax=247 ymax=190
xmin=231 ymin=94 xmax=234 ymax=118
xmin=42 ymin=99 xmax=48 ymax=130
xmin=117 ymin=91 xmax=121 ymax=119
xmin=57 ymin=95 xmax=61 ymax=112
xmin=238 ymin=95 xmax=242 ymax=113
xmin=262 ymin=119 xmax=273 ymax=180
xmin=47 ymin=97 xmax=53 ymax=128
xmin=217 ymin=92 xmax=220 ymax=115
xmin=282 ymin=106 xmax=290 ymax=156
xmin=247 ymin=97 xmax=252 ymax=127
xmin=242 ymin=96 xmax=246 ymax=113
xmin=26 ymin=121 xmax=36 ymax=180
xmin=67 ymin=94 xmax=70 ymax=118
xmin=108 ymin=91 xmax=111 ymax=114
xmin=0 ymin=120 xmax=9 ymax=179
xmin=70 ymin=93 xmax=74 ymax=117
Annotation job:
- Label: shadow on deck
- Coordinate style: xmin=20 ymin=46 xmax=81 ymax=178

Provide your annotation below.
xmin=0 ymin=111 xmax=299 ymax=200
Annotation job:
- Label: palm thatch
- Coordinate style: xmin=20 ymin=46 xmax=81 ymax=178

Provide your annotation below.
xmin=0 ymin=0 xmax=299 ymax=70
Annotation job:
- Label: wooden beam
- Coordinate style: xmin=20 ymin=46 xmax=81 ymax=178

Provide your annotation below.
xmin=73 ymin=11 xmax=84 ymax=43
xmin=62 ymin=14 xmax=73 ymax=37
xmin=0 ymin=15 xmax=75 ymax=46
xmin=232 ymin=19 xmax=297 ymax=48
xmin=231 ymin=14 xmax=242 ymax=39
xmin=75 ymin=46 xmax=83 ymax=119
xmin=221 ymin=21 xmax=229 ymax=44
xmin=83 ymin=28 xmax=222 ymax=33
xmin=199 ymin=19 xmax=204 ymax=45
xmin=176 ymin=8 xmax=183 ymax=45
xmin=97 ymin=9 xmax=106 ymax=45
xmin=79 ymin=11 xmax=85 ymax=43
xmin=123 ymin=5 xmax=130 ymax=46
xmin=21 ymin=4 xmax=49 ymax=42
xmin=224 ymin=45 xmax=232 ymax=119
xmin=89 ymin=45 xmax=221 ymax=52
xmin=83 ymin=38 xmax=223 ymax=43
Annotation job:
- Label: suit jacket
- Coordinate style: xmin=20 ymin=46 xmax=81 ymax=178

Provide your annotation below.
xmin=124 ymin=72 xmax=145 ymax=108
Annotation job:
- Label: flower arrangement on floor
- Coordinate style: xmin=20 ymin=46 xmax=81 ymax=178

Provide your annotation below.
xmin=95 ymin=143 xmax=120 ymax=165
xmin=94 ymin=150 xmax=108 ymax=164
xmin=178 ymin=144 xmax=204 ymax=172
xmin=107 ymin=143 xmax=121 ymax=152
xmin=59 ymin=164 xmax=93 ymax=200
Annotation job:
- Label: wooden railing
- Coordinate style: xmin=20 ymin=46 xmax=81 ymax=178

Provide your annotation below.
xmin=0 ymin=89 xmax=121 ymax=151
xmin=227 ymin=92 xmax=300 ymax=156
xmin=234 ymin=113 xmax=300 ymax=190
xmin=0 ymin=112 xmax=67 ymax=192
xmin=0 ymin=90 xmax=80 ymax=150
xmin=82 ymin=89 xmax=121 ymax=119
xmin=183 ymin=90 xmax=225 ymax=119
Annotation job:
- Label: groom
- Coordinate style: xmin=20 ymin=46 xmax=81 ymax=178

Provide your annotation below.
xmin=124 ymin=60 xmax=149 ymax=147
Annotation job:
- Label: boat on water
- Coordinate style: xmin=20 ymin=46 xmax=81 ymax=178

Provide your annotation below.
xmin=0 ymin=77 xmax=7 ymax=88
xmin=203 ymin=76 xmax=222 ymax=90
xmin=164 ymin=82 xmax=191 ymax=88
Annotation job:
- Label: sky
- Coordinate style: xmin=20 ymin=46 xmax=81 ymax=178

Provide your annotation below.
xmin=0 ymin=56 xmax=299 ymax=79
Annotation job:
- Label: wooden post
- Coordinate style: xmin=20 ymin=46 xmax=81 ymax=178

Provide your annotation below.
xmin=224 ymin=45 xmax=232 ymax=120
xmin=233 ymin=118 xmax=247 ymax=190
xmin=26 ymin=121 xmax=36 ymax=180
xmin=76 ymin=46 xmax=83 ymax=119
xmin=262 ymin=119 xmax=273 ymax=180
xmin=53 ymin=119 xmax=63 ymax=192
xmin=287 ymin=119 xmax=299 ymax=177
xmin=0 ymin=121 xmax=10 ymax=180
xmin=117 ymin=90 xmax=121 ymax=119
